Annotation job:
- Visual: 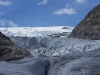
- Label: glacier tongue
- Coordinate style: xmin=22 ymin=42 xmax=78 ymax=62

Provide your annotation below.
xmin=10 ymin=36 xmax=100 ymax=56
xmin=1 ymin=26 xmax=100 ymax=57
xmin=0 ymin=26 xmax=100 ymax=75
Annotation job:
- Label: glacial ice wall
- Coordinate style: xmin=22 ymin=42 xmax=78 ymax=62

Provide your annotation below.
xmin=1 ymin=26 xmax=100 ymax=57
xmin=10 ymin=35 xmax=100 ymax=56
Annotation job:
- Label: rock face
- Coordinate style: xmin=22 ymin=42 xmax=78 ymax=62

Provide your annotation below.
xmin=0 ymin=32 xmax=32 ymax=61
xmin=68 ymin=4 xmax=100 ymax=40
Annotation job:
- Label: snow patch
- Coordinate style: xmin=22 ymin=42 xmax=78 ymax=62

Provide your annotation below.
xmin=0 ymin=26 xmax=74 ymax=37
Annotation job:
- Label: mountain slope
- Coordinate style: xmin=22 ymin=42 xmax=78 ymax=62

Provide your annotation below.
xmin=68 ymin=4 xmax=100 ymax=40
xmin=0 ymin=32 xmax=32 ymax=61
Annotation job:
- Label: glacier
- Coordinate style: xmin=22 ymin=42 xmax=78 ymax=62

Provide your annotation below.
xmin=0 ymin=50 xmax=100 ymax=75
xmin=0 ymin=26 xmax=100 ymax=75
xmin=0 ymin=26 xmax=74 ymax=37
xmin=0 ymin=26 xmax=100 ymax=56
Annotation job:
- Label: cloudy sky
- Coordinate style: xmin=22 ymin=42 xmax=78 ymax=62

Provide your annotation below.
xmin=0 ymin=0 xmax=100 ymax=27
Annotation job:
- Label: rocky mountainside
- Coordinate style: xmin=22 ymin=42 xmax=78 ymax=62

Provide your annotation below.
xmin=68 ymin=4 xmax=100 ymax=40
xmin=0 ymin=32 xmax=32 ymax=61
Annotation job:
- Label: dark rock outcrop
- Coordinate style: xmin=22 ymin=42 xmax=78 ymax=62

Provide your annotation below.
xmin=0 ymin=32 xmax=32 ymax=61
xmin=68 ymin=4 xmax=100 ymax=40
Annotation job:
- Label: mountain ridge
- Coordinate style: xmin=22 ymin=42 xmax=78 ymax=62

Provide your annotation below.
xmin=68 ymin=4 xmax=100 ymax=40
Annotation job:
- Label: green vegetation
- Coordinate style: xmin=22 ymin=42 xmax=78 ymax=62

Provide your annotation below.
xmin=93 ymin=21 xmax=100 ymax=25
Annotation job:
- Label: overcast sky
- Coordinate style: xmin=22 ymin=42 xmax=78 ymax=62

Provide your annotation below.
xmin=0 ymin=0 xmax=100 ymax=27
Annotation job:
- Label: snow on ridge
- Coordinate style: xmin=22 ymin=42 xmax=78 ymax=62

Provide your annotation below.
xmin=0 ymin=26 xmax=74 ymax=37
